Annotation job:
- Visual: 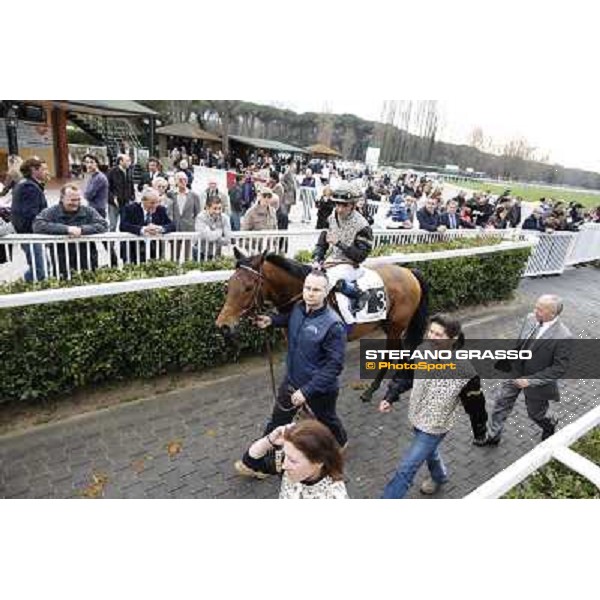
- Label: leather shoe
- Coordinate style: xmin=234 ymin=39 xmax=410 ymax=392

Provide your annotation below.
xmin=475 ymin=434 xmax=501 ymax=447
xmin=541 ymin=416 xmax=558 ymax=441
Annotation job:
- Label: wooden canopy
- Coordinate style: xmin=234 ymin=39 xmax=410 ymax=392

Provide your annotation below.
xmin=306 ymin=143 xmax=342 ymax=158
xmin=155 ymin=122 xmax=221 ymax=142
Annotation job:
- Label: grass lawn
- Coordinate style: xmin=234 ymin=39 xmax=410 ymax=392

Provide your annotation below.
xmin=504 ymin=427 xmax=600 ymax=499
xmin=452 ymin=180 xmax=600 ymax=209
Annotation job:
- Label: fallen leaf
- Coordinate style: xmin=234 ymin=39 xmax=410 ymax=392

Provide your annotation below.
xmin=82 ymin=472 xmax=108 ymax=498
xmin=350 ymin=381 xmax=369 ymax=390
xmin=131 ymin=459 xmax=145 ymax=474
xmin=167 ymin=441 xmax=182 ymax=457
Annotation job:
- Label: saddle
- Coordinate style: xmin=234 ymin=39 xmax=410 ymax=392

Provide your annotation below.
xmin=332 ymin=268 xmax=387 ymax=325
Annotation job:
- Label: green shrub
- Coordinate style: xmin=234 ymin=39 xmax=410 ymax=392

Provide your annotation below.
xmin=504 ymin=427 xmax=600 ymax=499
xmin=0 ymin=246 xmax=530 ymax=403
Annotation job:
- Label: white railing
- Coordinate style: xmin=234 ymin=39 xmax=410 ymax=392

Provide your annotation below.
xmin=2 ymin=223 xmax=598 ymax=284
xmin=0 ymin=240 xmax=532 ymax=309
xmin=564 ymin=223 xmax=600 ymax=265
xmin=465 ymin=404 xmax=600 ymax=499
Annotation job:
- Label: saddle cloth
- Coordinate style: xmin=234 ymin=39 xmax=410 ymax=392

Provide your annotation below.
xmin=335 ymin=268 xmax=387 ymax=324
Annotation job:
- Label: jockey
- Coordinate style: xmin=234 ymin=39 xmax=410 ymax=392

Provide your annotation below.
xmin=312 ymin=182 xmax=373 ymax=314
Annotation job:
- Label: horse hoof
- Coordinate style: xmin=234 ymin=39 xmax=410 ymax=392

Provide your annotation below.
xmin=360 ymin=392 xmax=372 ymax=403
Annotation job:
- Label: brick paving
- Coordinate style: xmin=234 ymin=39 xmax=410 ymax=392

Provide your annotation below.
xmin=0 ymin=266 xmax=599 ymax=499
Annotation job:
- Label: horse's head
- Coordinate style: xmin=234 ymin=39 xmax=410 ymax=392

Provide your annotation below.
xmin=216 ymin=247 xmax=267 ymax=340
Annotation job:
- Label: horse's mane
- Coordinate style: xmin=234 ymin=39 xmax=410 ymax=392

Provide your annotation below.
xmin=264 ymin=253 xmax=311 ymax=280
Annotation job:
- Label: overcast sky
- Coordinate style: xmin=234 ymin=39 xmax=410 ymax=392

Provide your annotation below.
xmin=250 ymin=99 xmax=598 ymax=173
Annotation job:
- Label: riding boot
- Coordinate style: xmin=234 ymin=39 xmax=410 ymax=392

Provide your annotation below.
xmin=334 ymin=280 xmax=368 ymax=313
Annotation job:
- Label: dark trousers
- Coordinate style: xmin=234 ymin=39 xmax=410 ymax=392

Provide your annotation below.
xmin=263 ymin=378 xmax=348 ymax=447
xmin=459 ymin=376 xmax=488 ymax=440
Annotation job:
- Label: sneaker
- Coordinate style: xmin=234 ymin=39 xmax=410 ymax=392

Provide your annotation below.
xmin=234 ymin=459 xmax=270 ymax=480
xmin=420 ymin=476 xmax=446 ymax=495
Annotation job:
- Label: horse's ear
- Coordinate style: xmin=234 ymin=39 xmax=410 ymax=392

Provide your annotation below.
xmin=260 ymin=249 xmax=269 ymax=264
xmin=233 ymin=246 xmax=246 ymax=261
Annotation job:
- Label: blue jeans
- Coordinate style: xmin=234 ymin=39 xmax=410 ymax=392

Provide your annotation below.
xmin=382 ymin=428 xmax=448 ymax=499
xmin=22 ymin=243 xmax=47 ymax=282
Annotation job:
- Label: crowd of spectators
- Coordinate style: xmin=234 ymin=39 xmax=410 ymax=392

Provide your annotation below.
xmin=2 ymin=149 xmax=600 ymax=281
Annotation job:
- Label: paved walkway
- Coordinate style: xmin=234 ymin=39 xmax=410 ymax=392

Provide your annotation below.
xmin=1 ymin=267 xmax=599 ymax=499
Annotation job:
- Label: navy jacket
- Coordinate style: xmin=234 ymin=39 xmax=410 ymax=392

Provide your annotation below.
xmin=416 ymin=208 xmax=439 ymax=232
xmin=119 ymin=203 xmax=175 ymax=235
xmin=439 ymin=212 xmax=474 ymax=229
xmin=271 ymin=302 xmax=346 ymax=399
xmin=11 ymin=178 xmax=48 ymax=233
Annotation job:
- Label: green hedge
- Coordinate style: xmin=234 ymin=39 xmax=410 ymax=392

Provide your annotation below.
xmin=0 ymin=244 xmax=530 ymax=403
xmin=504 ymin=427 xmax=600 ymax=499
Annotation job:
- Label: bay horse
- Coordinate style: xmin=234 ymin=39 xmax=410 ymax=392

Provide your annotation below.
xmin=215 ymin=247 xmax=428 ymax=402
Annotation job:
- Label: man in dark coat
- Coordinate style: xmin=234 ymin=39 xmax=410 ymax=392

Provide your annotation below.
xmin=107 ymin=154 xmax=135 ymax=231
xmin=11 ymin=156 xmax=49 ymax=281
xmin=235 ymin=269 xmax=348 ymax=479
xmin=137 ymin=157 xmax=167 ymax=192
xmin=416 ymin=198 xmax=440 ymax=232
xmin=119 ymin=188 xmax=175 ymax=263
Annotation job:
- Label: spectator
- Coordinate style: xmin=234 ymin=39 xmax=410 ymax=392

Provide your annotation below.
xmin=281 ymin=164 xmax=297 ymax=216
xmin=507 ymin=197 xmax=523 ymax=228
xmin=315 ymin=186 xmax=335 ymax=229
xmin=242 ymin=189 xmax=278 ymax=231
xmin=268 ymin=171 xmax=287 ymax=230
xmin=177 ymin=158 xmax=194 ymax=189
xmin=152 ymin=177 xmax=170 ymax=206
xmin=470 ymin=195 xmax=494 ymax=227
xmin=137 ymin=157 xmax=167 ymax=192
xmin=107 ymin=153 xmax=135 ymax=231
xmin=522 ymin=208 xmax=545 ymax=231
xmin=355 ymin=197 xmax=374 ymax=226
xmin=166 ymin=172 xmax=201 ymax=232
xmin=0 ymin=155 xmax=23 ymax=201
xmin=201 ymin=180 xmax=230 ymax=213
xmin=82 ymin=154 xmax=109 ymax=219
xmin=33 ymin=183 xmax=107 ymax=278
xmin=416 ymin=197 xmax=440 ymax=232
xmin=439 ymin=199 xmax=474 ymax=230
xmin=239 ymin=420 xmax=348 ymax=499
xmin=120 ymin=188 xmax=175 ymax=263
xmin=194 ymin=196 xmax=231 ymax=260
xmin=241 ymin=172 xmax=257 ymax=212
xmin=460 ymin=204 xmax=473 ymax=225
xmin=228 ymin=174 xmax=244 ymax=231
xmin=11 ymin=156 xmax=49 ymax=282
xmin=300 ymin=168 xmax=316 ymax=188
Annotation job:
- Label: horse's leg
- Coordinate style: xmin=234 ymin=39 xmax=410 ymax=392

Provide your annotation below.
xmin=360 ymin=324 xmax=403 ymax=403
xmin=360 ymin=365 xmax=388 ymax=403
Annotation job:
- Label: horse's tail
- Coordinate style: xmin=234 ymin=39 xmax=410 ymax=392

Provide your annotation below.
xmin=404 ymin=268 xmax=429 ymax=351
